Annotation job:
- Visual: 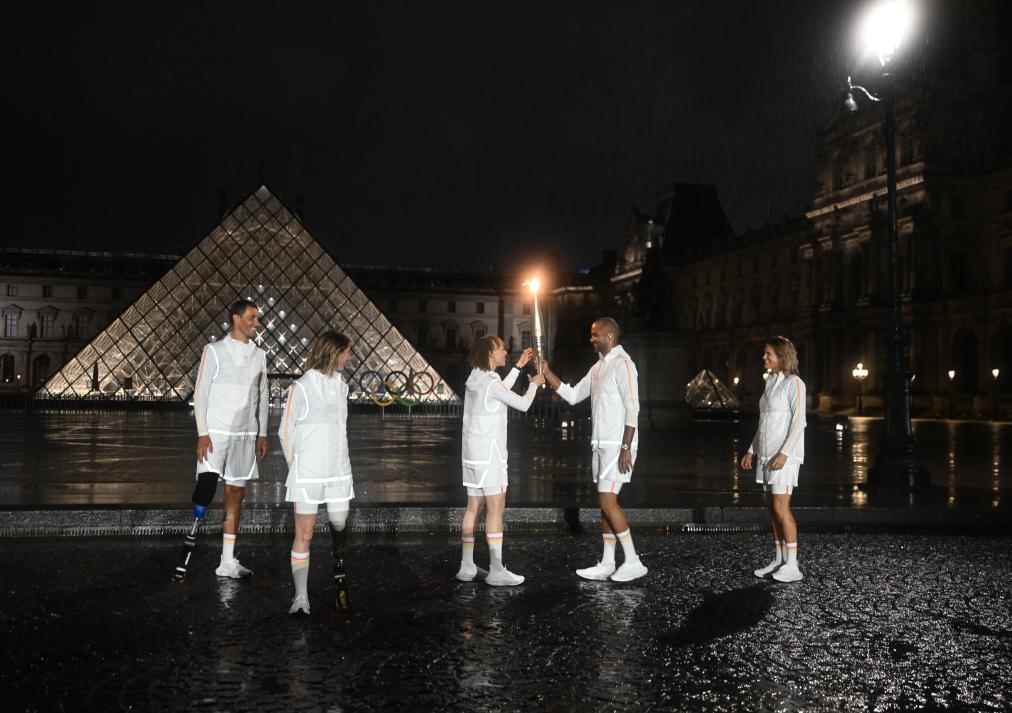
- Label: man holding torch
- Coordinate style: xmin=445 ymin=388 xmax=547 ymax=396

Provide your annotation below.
xmin=542 ymin=317 xmax=647 ymax=582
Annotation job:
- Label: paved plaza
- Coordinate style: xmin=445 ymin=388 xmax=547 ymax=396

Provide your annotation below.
xmin=1 ymin=531 xmax=1009 ymax=712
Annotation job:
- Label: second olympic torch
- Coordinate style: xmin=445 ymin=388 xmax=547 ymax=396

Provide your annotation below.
xmin=524 ymin=277 xmax=545 ymax=377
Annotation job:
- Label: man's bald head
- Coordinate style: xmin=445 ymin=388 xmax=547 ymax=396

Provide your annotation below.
xmin=593 ymin=317 xmax=621 ymax=342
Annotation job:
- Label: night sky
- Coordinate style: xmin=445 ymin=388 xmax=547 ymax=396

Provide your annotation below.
xmin=4 ymin=1 xmax=860 ymax=272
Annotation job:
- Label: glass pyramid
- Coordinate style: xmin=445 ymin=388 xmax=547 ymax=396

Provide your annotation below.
xmin=37 ymin=186 xmax=458 ymax=404
xmin=685 ymin=369 xmax=741 ymax=410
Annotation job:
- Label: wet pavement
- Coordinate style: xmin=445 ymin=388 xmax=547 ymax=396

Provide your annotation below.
xmin=0 ymin=409 xmax=1010 ymax=509
xmin=1 ymin=531 xmax=1009 ymax=712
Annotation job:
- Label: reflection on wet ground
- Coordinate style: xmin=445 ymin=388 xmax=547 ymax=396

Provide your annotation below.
xmin=0 ymin=532 xmax=1008 ymax=712
xmin=0 ymin=410 xmax=1009 ymax=507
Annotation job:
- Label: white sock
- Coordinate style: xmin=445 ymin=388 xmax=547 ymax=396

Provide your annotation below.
xmin=222 ymin=533 xmax=236 ymax=563
xmin=775 ymin=539 xmax=785 ymax=563
xmin=290 ymin=550 xmax=310 ymax=599
xmin=486 ymin=532 xmax=504 ymax=572
xmin=601 ymin=533 xmax=617 ymax=565
xmin=616 ymin=529 xmax=637 ymax=560
xmin=785 ymin=542 xmax=798 ymax=567
xmin=461 ymin=535 xmax=475 ymax=567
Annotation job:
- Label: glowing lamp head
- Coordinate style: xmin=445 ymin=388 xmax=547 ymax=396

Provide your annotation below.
xmin=524 ymin=277 xmax=541 ymax=294
xmin=859 ymin=0 xmax=915 ymax=66
xmin=947 ymin=369 xmax=956 ymax=381
xmin=993 ymin=368 xmax=1000 ymax=379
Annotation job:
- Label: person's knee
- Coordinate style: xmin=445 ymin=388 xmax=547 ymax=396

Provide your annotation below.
xmin=328 ymin=509 xmax=349 ymax=532
xmin=191 ymin=473 xmax=218 ymax=518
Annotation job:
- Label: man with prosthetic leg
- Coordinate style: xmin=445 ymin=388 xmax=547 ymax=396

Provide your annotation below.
xmin=174 ymin=300 xmax=268 ymax=582
xmin=544 ymin=317 xmax=647 ymax=582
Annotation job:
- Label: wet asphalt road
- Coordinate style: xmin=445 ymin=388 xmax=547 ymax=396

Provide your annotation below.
xmin=1 ymin=532 xmax=1010 ymax=712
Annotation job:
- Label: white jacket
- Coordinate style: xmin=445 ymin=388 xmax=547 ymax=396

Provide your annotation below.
xmin=279 ymin=370 xmax=353 ymax=487
xmin=461 ymin=367 xmax=538 ymax=477
xmin=749 ymin=372 xmax=806 ymax=464
xmin=556 ymin=345 xmax=640 ymax=451
xmin=193 ymin=336 xmax=268 ymax=438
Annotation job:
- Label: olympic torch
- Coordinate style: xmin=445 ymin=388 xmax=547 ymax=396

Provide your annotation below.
xmin=523 ymin=277 xmax=545 ymax=377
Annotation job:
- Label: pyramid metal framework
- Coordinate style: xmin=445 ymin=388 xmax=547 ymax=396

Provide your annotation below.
xmin=38 ymin=186 xmax=458 ymax=403
xmin=685 ymin=369 xmax=741 ymax=410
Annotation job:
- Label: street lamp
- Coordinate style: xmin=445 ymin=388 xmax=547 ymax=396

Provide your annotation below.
xmin=849 ymin=0 xmax=928 ymax=489
xmin=992 ymin=368 xmax=1000 ymax=420
xmin=852 ymin=362 xmax=869 ymax=416
xmin=947 ymin=369 xmax=956 ymax=418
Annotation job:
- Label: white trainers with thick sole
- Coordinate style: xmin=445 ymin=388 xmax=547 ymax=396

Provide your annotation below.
xmin=288 ymin=595 xmax=311 ymax=615
xmin=610 ymin=558 xmax=648 ymax=582
xmin=454 ymin=564 xmax=489 ymax=582
xmin=772 ymin=564 xmax=804 ymax=583
xmin=215 ymin=559 xmax=253 ymax=579
xmin=753 ymin=558 xmax=784 ymax=578
xmin=576 ymin=561 xmax=617 ymax=581
xmin=485 ymin=568 xmax=525 ymax=586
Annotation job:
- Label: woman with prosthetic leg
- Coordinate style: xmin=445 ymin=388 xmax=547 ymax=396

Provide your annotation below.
xmin=175 ymin=300 xmax=268 ymax=582
xmin=456 ymin=339 xmax=543 ymax=586
xmin=279 ymin=332 xmax=356 ymax=614
xmin=740 ymin=337 xmax=807 ymax=583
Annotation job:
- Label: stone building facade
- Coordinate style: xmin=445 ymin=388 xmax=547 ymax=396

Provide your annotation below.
xmin=0 ymin=249 xmax=175 ymax=394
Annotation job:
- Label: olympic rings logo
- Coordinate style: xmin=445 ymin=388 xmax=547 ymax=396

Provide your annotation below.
xmin=357 ymin=369 xmax=437 ymax=407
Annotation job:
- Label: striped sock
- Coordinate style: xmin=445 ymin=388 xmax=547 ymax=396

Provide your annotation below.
xmin=616 ymin=529 xmax=637 ymax=560
xmin=601 ymin=533 xmax=617 ymax=565
xmin=222 ymin=533 xmax=236 ymax=563
xmin=290 ymin=550 xmax=310 ymax=599
xmin=486 ymin=532 xmax=504 ymax=572
xmin=461 ymin=535 xmax=475 ymax=567
xmin=785 ymin=542 xmax=798 ymax=567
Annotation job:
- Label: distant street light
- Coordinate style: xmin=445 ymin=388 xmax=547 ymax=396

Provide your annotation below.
xmin=947 ymin=369 xmax=956 ymax=419
xmin=849 ymin=0 xmax=928 ymax=489
xmin=992 ymin=368 xmax=1001 ymax=420
xmin=852 ymin=362 xmax=869 ymax=416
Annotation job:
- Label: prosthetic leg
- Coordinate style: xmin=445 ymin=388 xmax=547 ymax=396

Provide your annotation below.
xmin=329 ymin=510 xmax=350 ymax=611
xmin=173 ymin=473 xmax=218 ymax=582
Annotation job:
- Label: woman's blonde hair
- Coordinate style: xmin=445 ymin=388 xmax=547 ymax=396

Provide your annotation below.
xmin=306 ymin=331 xmax=351 ymax=375
xmin=766 ymin=336 xmax=800 ymax=375
xmin=469 ymin=335 xmax=504 ymax=371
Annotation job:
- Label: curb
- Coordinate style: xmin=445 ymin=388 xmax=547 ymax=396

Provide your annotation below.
xmin=0 ymin=505 xmax=1008 ymax=537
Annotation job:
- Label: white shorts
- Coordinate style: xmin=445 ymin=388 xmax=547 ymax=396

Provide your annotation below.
xmin=196 ymin=434 xmax=259 ymax=483
xmin=596 ymin=478 xmax=624 ymax=495
xmin=591 ymin=447 xmax=635 ymax=484
xmin=757 ymin=461 xmax=800 ymax=495
xmin=293 ymin=497 xmax=351 ymax=516
xmin=463 ymin=464 xmax=507 ymax=498
xmin=286 ymin=480 xmax=355 ymax=511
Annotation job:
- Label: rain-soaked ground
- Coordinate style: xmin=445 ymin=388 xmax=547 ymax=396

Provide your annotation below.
xmin=1 ymin=531 xmax=1009 ymax=712
xmin=0 ymin=409 xmax=1009 ymax=508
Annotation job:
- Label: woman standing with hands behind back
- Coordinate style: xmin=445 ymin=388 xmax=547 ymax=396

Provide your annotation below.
xmin=741 ymin=336 xmax=807 ymax=583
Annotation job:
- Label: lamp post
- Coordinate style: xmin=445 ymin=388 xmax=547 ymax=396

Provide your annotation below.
xmin=947 ymin=369 xmax=956 ymax=418
xmin=852 ymin=362 xmax=869 ymax=416
xmin=848 ymin=0 xmax=928 ymax=489
xmin=992 ymin=368 xmax=1000 ymax=420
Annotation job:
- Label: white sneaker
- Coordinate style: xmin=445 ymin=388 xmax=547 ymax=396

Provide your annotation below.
xmin=610 ymin=558 xmax=648 ymax=582
xmin=215 ymin=558 xmax=252 ymax=579
xmin=576 ymin=561 xmax=616 ymax=581
xmin=288 ymin=595 xmax=310 ymax=615
xmin=485 ymin=568 xmax=525 ymax=586
xmin=454 ymin=563 xmax=489 ymax=582
xmin=772 ymin=564 xmax=804 ymax=583
xmin=754 ymin=558 xmax=784 ymax=578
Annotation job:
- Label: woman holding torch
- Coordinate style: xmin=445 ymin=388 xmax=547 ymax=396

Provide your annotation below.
xmin=456 ymin=338 xmax=544 ymax=586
